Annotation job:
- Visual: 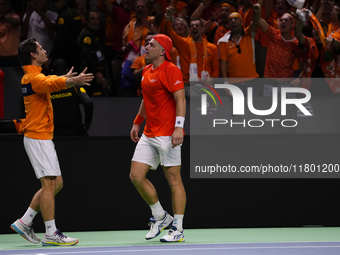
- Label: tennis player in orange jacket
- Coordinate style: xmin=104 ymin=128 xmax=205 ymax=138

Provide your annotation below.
xmin=11 ymin=38 xmax=93 ymax=246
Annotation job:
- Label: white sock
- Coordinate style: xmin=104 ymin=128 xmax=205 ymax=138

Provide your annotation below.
xmin=173 ymin=214 xmax=184 ymax=232
xmin=44 ymin=219 xmax=57 ymax=236
xmin=21 ymin=207 xmax=38 ymax=226
xmin=150 ymin=201 xmax=165 ymax=221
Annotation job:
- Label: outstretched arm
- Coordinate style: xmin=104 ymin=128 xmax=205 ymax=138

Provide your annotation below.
xmin=249 ymin=1 xmax=262 ymax=36
xmin=254 ymin=0 xmax=269 ymax=33
xmin=190 ymin=0 xmax=211 ymax=21
xmin=151 ymin=0 xmax=163 ymax=27
xmin=295 ymin=12 xmax=305 ymax=46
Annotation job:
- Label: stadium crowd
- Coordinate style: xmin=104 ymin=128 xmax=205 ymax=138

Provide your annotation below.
xmin=1 ymin=0 xmax=340 ymax=98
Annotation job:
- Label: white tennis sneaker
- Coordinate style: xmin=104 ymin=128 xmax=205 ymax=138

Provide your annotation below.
xmin=11 ymin=219 xmax=41 ymax=244
xmin=160 ymin=226 xmax=185 ymax=242
xmin=42 ymin=230 xmax=78 ymax=246
xmin=145 ymin=212 xmax=173 ymax=240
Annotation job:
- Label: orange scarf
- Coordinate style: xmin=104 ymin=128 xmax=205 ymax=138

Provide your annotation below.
xmin=320 ymin=43 xmax=340 ymax=94
xmin=188 ymin=36 xmax=209 ymax=82
xmin=309 ymin=13 xmax=326 ymax=47
xmin=331 ymin=28 xmax=340 ymax=42
xmin=301 ymin=38 xmax=319 ymax=89
xmin=327 ymin=22 xmax=340 ymax=37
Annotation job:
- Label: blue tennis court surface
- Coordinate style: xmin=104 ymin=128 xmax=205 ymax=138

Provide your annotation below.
xmin=1 ymin=228 xmax=340 ymax=255
xmin=1 ymin=242 xmax=340 ymax=255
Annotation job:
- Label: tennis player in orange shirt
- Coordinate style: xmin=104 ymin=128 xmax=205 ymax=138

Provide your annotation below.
xmin=129 ymin=34 xmax=186 ymax=242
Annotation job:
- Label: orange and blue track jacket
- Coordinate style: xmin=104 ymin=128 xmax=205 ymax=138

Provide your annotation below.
xmin=21 ymin=65 xmax=68 ymax=140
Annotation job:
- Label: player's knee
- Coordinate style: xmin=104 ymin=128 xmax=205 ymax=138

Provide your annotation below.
xmin=41 ymin=176 xmax=57 ymax=190
xmin=166 ymin=174 xmax=182 ymax=188
xmin=129 ymin=172 xmax=138 ymax=184
xmin=55 ymin=176 xmax=63 ymax=194
xmin=129 ymin=171 xmax=144 ymax=185
xmin=56 ymin=181 xmax=63 ymax=193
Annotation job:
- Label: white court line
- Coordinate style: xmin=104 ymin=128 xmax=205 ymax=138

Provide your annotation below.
xmin=6 ymin=245 xmax=340 ymax=255
xmin=4 ymin=241 xmax=340 ymax=253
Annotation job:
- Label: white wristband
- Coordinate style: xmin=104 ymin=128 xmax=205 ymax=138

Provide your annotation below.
xmin=175 ymin=116 xmax=185 ymax=128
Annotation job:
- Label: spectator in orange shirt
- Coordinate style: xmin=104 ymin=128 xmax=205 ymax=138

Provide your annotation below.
xmin=165 ymin=5 xmax=219 ymax=88
xmin=330 ymin=4 xmax=340 ymax=35
xmin=131 ymin=33 xmax=154 ymax=96
xmin=191 ymin=0 xmax=237 ymax=45
xmin=268 ymin=0 xmax=291 ymax=29
xmin=0 ymin=0 xmax=20 ymax=65
xmin=298 ymin=8 xmax=340 ymax=95
xmin=316 ymin=1 xmax=340 ymax=37
xmin=120 ymin=0 xmax=163 ymax=96
xmin=171 ymin=18 xmax=188 ymax=76
xmin=121 ymin=0 xmax=163 ymax=52
xmin=0 ymin=0 xmax=22 ymax=117
xmin=218 ymin=12 xmax=260 ymax=95
xmin=254 ymin=2 xmax=303 ymax=97
xmin=172 ymin=17 xmax=189 ymax=38
xmin=316 ymin=0 xmax=333 ymax=30
xmin=98 ymin=0 xmax=134 ymax=96
xmin=129 ymin=34 xmax=186 ymax=243
xmin=295 ymin=10 xmax=335 ymax=96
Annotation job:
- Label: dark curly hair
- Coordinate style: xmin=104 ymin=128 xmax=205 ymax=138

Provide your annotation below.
xmin=18 ymin=38 xmax=38 ymax=66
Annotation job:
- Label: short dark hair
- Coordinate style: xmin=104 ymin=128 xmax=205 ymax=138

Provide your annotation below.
xmin=190 ymin=18 xmax=203 ymax=27
xmin=18 ymin=38 xmax=38 ymax=66
xmin=84 ymin=8 xmax=101 ymax=22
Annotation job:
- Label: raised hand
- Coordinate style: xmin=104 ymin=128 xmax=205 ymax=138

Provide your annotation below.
xmin=211 ymin=8 xmax=222 ymax=22
xmin=76 ymin=67 xmax=94 ymax=86
xmin=253 ymin=3 xmax=261 ymax=14
xmin=63 ymin=66 xmax=77 ymax=78
xmin=66 ymin=67 xmax=94 ymax=87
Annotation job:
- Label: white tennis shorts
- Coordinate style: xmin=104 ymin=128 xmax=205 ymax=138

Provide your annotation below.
xmin=23 ymin=136 xmax=61 ymax=179
xmin=132 ymin=134 xmax=181 ymax=170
